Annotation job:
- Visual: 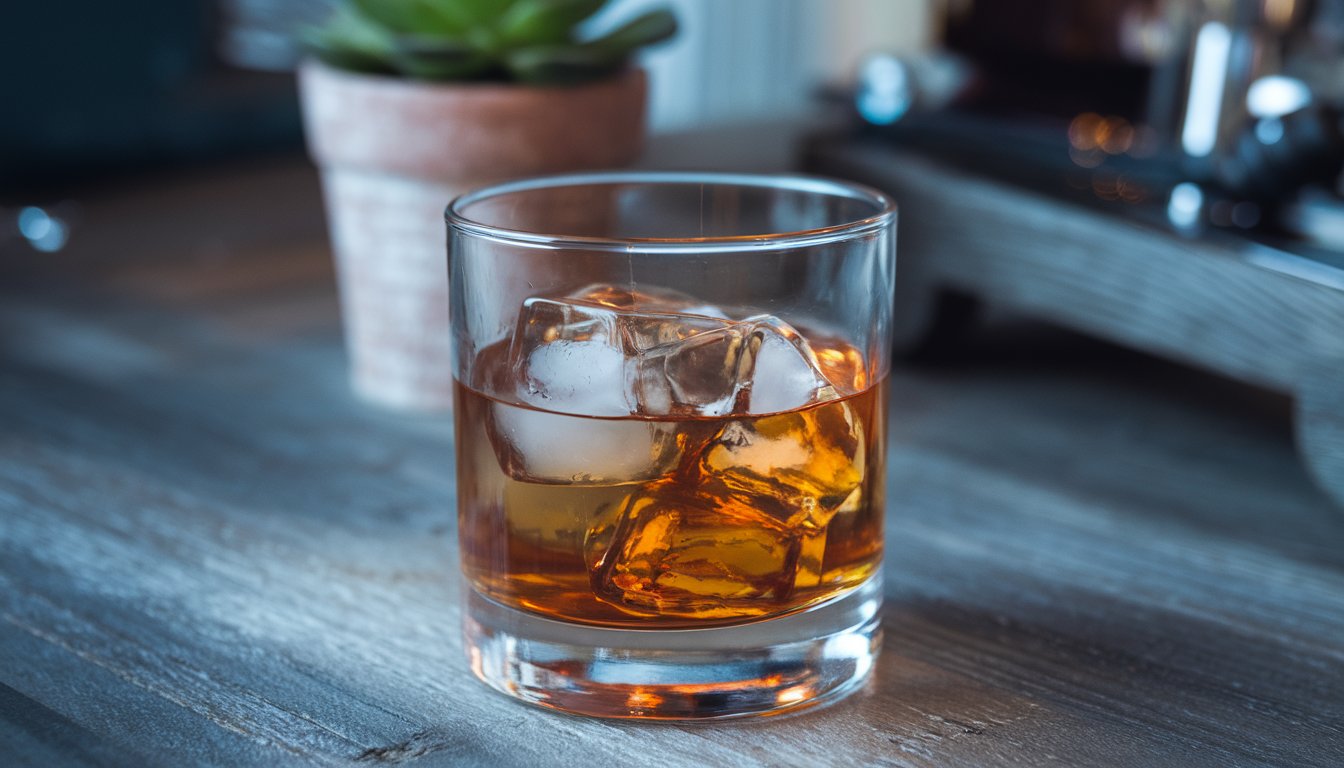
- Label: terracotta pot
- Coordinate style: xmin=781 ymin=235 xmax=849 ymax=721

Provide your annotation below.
xmin=299 ymin=61 xmax=647 ymax=410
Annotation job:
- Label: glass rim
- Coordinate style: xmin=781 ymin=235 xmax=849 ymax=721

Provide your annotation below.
xmin=445 ymin=171 xmax=896 ymax=253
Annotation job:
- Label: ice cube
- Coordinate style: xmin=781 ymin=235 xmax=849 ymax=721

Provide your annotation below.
xmin=635 ymin=315 xmax=838 ymax=417
xmin=631 ymin=323 xmax=745 ymax=417
xmin=509 ymin=297 xmax=626 ymax=414
xmin=487 ymin=297 xmax=686 ymax=484
xmin=581 ymin=402 xmax=862 ymax=616
xmin=742 ymin=316 xmax=838 ymax=414
xmin=699 ymin=397 xmax=866 ymax=530
xmin=512 ymin=295 xmax=730 ymax=416
xmin=584 ymin=480 xmax=821 ymax=618
xmin=488 ymin=404 xmax=683 ymax=485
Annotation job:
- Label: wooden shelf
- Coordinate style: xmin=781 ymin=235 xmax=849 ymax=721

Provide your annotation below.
xmin=807 ymin=137 xmax=1344 ymax=507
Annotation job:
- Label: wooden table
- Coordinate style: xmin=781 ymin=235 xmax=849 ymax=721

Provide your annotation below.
xmin=3 ymin=159 xmax=1342 ymax=767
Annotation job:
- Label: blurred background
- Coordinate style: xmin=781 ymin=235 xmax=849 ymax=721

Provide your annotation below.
xmin=0 ymin=0 xmax=931 ymax=191
xmin=3 ymin=0 xmax=1344 ymax=497
xmin=4 ymin=0 xmax=1342 ymax=248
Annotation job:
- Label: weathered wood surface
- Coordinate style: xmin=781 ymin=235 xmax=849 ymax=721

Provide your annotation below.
xmin=3 ymin=160 xmax=1344 ymax=767
xmin=804 ymin=139 xmax=1344 ymax=507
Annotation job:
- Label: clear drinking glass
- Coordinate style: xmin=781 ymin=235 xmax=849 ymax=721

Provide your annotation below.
xmin=447 ymin=172 xmax=895 ymax=719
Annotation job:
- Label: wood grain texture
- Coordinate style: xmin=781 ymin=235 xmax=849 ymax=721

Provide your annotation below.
xmin=804 ymin=140 xmax=1344 ymax=506
xmin=2 ymin=160 xmax=1343 ymax=767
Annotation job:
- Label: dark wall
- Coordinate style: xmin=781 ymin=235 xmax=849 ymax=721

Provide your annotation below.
xmin=0 ymin=1 xmax=303 ymax=192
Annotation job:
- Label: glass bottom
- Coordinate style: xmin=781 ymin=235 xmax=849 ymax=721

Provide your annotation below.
xmin=462 ymin=573 xmax=882 ymax=720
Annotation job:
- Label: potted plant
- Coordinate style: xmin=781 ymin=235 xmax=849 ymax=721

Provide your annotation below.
xmin=299 ymin=0 xmax=676 ymax=411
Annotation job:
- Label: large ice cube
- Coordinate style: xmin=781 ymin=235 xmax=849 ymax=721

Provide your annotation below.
xmin=509 ymin=296 xmax=727 ymax=414
xmin=488 ymin=297 xmax=688 ymax=485
xmin=584 ymin=480 xmax=827 ymax=618
xmin=741 ymin=316 xmax=839 ymax=414
xmin=630 ymin=322 xmax=743 ymax=417
xmin=488 ymin=404 xmax=683 ymax=485
xmin=581 ymin=399 xmax=866 ymax=617
xmin=699 ymin=397 xmax=866 ymax=530
xmin=510 ymin=298 xmax=628 ymax=415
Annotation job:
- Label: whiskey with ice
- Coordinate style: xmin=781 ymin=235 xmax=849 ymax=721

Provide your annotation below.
xmin=455 ymin=285 xmax=885 ymax=627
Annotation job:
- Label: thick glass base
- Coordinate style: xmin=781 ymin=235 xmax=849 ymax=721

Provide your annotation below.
xmin=463 ymin=574 xmax=882 ymax=720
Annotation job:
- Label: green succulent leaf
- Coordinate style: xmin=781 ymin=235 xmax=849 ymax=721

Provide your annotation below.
xmin=586 ymin=7 xmax=677 ymax=56
xmin=419 ymin=0 xmax=519 ymax=30
xmin=389 ymin=35 xmax=494 ymax=80
xmin=458 ymin=0 xmax=523 ymax=25
xmin=498 ymin=0 xmax=608 ymax=47
xmin=300 ymin=6 xmax=397 ymax=74
xmin=504 ymin=44 xmax=623 ymax=85
xmin=307 ymin=0 xmax=675 ymax=82
xmin=349 ymin=0 xmax=469 ymax=36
